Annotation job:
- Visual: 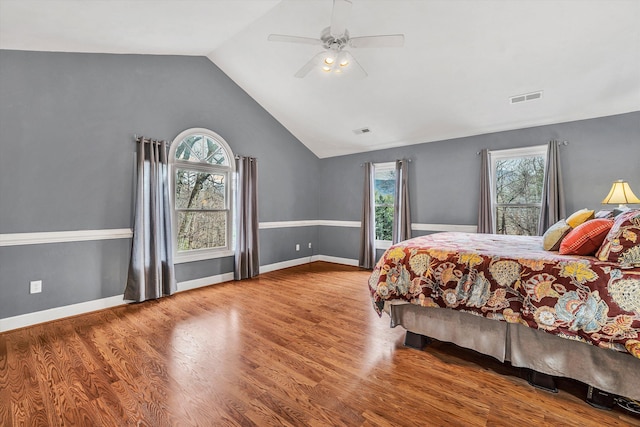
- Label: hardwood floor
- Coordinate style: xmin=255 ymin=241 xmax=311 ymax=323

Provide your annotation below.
xmin=1 ymin=262 xmax=638 ymax=426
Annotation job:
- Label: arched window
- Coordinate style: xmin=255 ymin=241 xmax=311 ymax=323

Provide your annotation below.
xmin=169 ymin=128 xmax=235 ymax=262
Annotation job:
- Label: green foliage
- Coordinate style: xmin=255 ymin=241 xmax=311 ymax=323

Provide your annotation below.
xmin=374 ymin=171 xmax=396 ymax=241
xmin=375 ymin=193 xmax=394 ymax=241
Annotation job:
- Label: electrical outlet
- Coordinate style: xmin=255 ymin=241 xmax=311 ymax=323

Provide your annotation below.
xmin=30 ymin=280 xmax=42 ymax=294
xmin=295 ymin=244 xmax=300 ymax=251
xmin=308 ymin=242 xmax=312 ymax=249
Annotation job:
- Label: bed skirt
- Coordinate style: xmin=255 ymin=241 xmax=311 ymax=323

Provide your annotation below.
xmin=387 ymin=302 xmax=640 ymax=400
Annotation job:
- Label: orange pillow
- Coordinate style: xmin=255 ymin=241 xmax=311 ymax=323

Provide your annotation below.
xmin=559 ymin=219 xmax=614 ymax=255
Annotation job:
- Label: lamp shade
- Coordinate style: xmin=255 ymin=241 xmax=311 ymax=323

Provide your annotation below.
xmin=601 ymin=180 xmax=640 ymax=207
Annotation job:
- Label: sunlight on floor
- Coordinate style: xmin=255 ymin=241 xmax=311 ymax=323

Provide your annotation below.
xmin=167 ymin=308 xmax=241 ymax=399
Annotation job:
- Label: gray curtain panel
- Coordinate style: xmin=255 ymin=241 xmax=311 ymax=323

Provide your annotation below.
xmin=477 ymin=148 xmax=495 ymax=234
xmin=124 ymin=137 xmax=176 ymax=302
xmin=537 ymin=140 xmax=566 ymax=235
xmin=359 ymin=162 xmax=376 ymax=269
xmin=234 ymin=156 xmax=260 ymax=280
xmin=392 ymin=159 xmax=412 ymax=244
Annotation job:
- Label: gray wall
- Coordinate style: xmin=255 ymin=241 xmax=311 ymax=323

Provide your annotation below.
xmin=317 ymin=111 xmax=640 ymax=258
xmin=0 ymin=50 xmax=319 ymax=318
xmin=1 ymin=49 xmax=638 ymax=320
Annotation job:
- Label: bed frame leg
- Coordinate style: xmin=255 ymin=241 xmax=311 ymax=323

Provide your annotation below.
xmin=586 ymin=386 xmax=616 ymax=410
xmin=525 ymin=369 xmax=557 ymax=393
xmin=404 ymin=331 xmax=430 ymax=350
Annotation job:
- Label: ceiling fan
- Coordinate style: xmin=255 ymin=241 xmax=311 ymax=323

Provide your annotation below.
xmin=268 ymin=0 xmax=405 ymax=78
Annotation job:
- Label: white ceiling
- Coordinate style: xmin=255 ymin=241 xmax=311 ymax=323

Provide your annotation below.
xmin=1 ymin=0 xmax=639 ymax=158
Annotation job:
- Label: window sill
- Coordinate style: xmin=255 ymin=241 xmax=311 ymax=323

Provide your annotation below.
xmin=174 ymin=249 xmax=234 ymax=264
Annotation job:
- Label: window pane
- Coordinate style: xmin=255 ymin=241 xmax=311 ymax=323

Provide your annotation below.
xmin=204 ymin=136 xmax=228 ymax=165
xmin=375 ymin=169 xmax=396 ymax=199
xmin=375 ymin=205 xmax=393 ymax=241
xmin=175 ymin=169 xmax=226 ymax=209
xmin=495 ymin=157 xmax=545 ymax=204
xmin=177 ymin=211 xmax=227 ymax=251
xmin=496 ymin=206 xmax=540 ymax=236
xmin=175 ymin=135 xmax=203 ymax=162
xmin=175 ymin=134 xmax=229 ymax=166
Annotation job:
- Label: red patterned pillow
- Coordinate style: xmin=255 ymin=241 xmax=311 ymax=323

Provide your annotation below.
xmin=559 ymin=219 xmax=614 ymax=256
xmin=596 ymin=209 xmax=640 ymax=267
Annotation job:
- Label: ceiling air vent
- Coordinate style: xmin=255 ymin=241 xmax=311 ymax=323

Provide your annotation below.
xmin=510 ymin=90 xmax=543 ymax=104
xmin=353 ymin=127 xmax=371 ymax=135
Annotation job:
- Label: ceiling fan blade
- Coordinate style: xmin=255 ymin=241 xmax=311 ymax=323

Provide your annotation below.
xmin=330 ymin=0 xmax=352 ymax=38
xmin=267 ymin=34 xmax=323 ymax=45
xmin=349 ymin=34 xmax=405 ymax=48
xmin=294 ymin=51 xmax=327 ymax=78
xmin=340 ymin=51 xmax=367 ymax=78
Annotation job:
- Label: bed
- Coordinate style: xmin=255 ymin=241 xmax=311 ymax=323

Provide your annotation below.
xmin=368 ymin=230 xmax=640 ymax=401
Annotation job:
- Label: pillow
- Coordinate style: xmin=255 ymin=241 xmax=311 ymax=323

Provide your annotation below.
xmin=613 ymin=208 xmax=630 ymax=218
xmin=596 ymin=209 xmax=640 ymax=267
xmin=559 ymin=218 xmax=614 ymax=256
xmin=566 ymin=208 xmax=595 ymax=228
xmin=595 ymin=210 xmax=614 ymax=219
xmin=542 ymin=220 xmax=572 ymax=251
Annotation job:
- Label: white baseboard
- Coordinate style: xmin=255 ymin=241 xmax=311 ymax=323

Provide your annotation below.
xmin=259 ymin=256 xmax=314 ymax=273
xmin=313 ymin=255 xmax=359 ymax=266
xmin=258 ymin=255 xmax=359 ymax=273
xmin=0 ymin=257 xmax=359 ymax=333
xmin=0 ymin=271 xmax=234 ymax=333
xmin=0 ymin=294 xmax=127 ymax=333
xmin=177 ymin=272 xmax=235 ymax=292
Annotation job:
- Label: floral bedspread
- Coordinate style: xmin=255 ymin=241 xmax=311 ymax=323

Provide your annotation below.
xmin=368 ymin=232 xmax=640 ymax=359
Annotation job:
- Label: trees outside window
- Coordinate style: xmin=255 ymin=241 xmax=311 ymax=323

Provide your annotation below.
xmin=170 ymin=129 xmax=234 ymax=262
xmin=374 ymin=162 xmax=396 ymax=248
xmin=491 ymin=146 xmax=547 ymax=236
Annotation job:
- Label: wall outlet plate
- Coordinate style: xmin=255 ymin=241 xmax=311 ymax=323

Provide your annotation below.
xmin=30 ymin=280 xmax=42 ymax=294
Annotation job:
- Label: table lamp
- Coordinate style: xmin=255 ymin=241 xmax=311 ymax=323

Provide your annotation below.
xmin=601 ymin=180 xmax=640 ymax=209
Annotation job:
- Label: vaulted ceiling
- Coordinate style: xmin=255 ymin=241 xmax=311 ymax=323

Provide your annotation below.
xmin=1 ymin=0 xmax=639 ymax=158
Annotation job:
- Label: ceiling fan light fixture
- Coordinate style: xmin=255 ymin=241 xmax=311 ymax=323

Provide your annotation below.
xmin=268 ymin=0 xmax=404 ymax=78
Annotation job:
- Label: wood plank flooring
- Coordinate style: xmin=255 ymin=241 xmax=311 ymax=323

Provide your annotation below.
xmin=1 ymin=262 xmax=639 ymax=426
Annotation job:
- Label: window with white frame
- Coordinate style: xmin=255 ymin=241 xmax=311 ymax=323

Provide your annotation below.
xmin=374 ymin=162 xmax=396 ymax=249
xmin=170 ymin=128 xmax=234 ymax=262
xmin=491 ymin=145 xmax=547 ymax=236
